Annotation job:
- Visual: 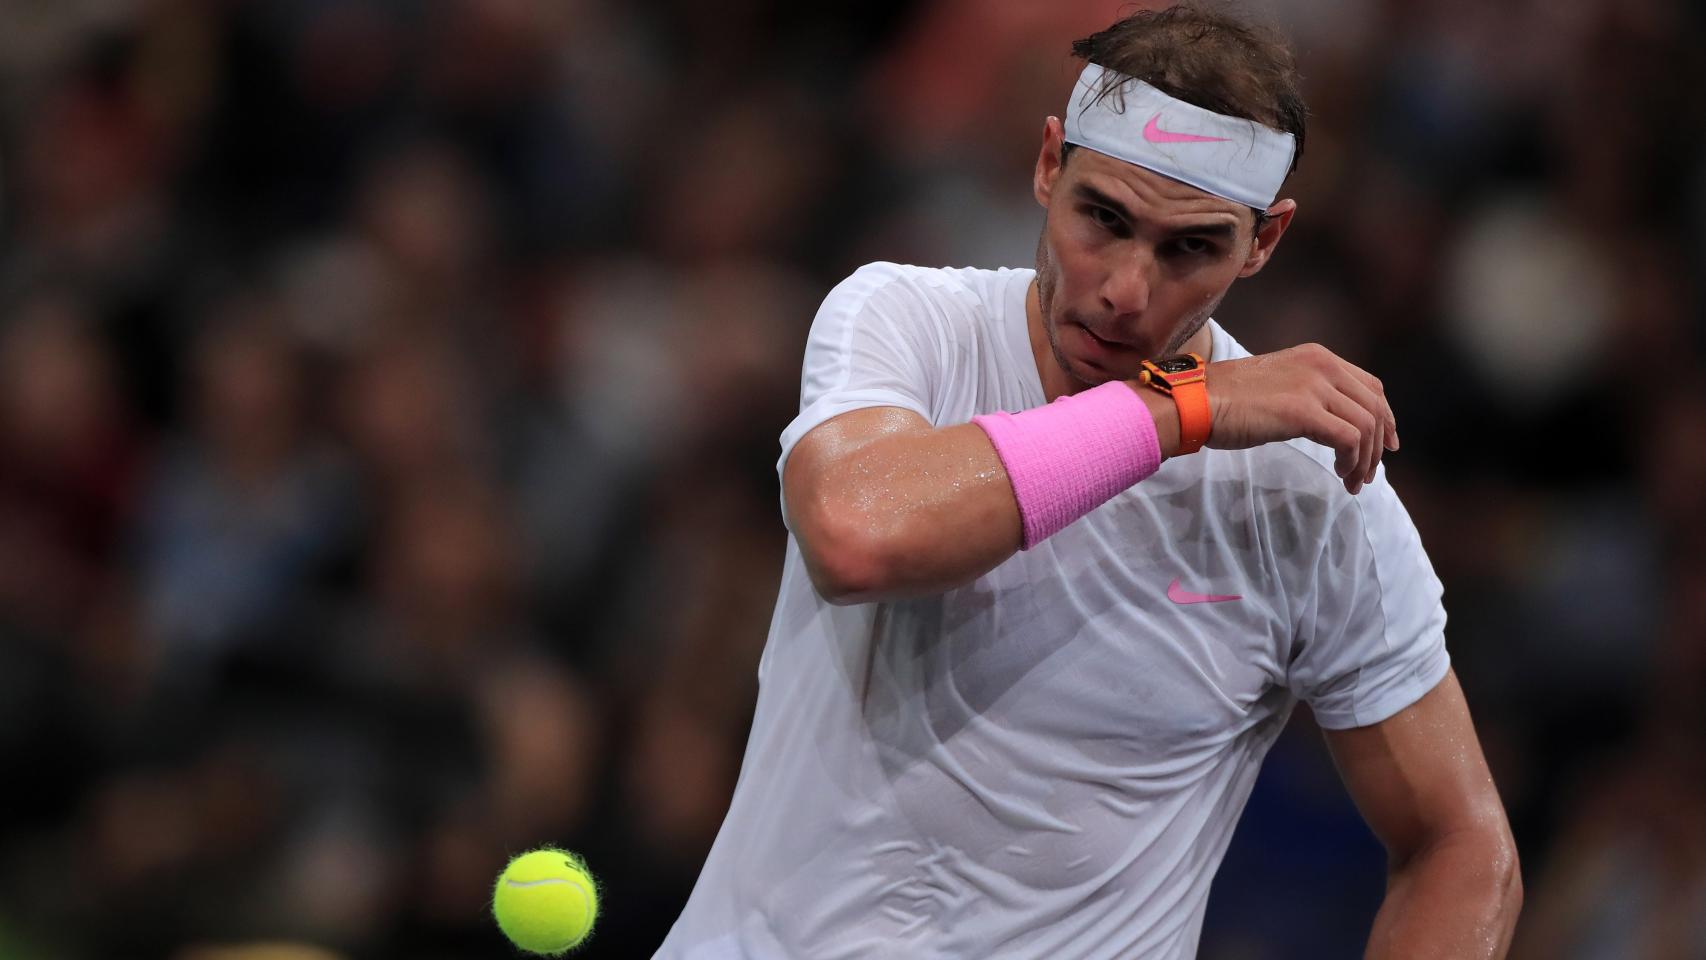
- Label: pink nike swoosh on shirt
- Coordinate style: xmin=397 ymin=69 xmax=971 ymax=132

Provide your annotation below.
xmin=1142 ymin=113 xmax=1231 ymax=144
xmin=1167 ymin=578 xmax=1242 ymax=604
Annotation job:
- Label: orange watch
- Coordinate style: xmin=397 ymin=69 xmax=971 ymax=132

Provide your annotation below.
xmin=1137 ymin=353 xmax=1211 ymax=455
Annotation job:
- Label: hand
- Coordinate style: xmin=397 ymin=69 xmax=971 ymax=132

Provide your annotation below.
xmin=1202 ymin=343 xmax=1399 ymax=494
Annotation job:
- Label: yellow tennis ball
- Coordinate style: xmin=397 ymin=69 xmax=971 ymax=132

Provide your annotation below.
xmin=492 ymin=848 xmax=599 ymax=956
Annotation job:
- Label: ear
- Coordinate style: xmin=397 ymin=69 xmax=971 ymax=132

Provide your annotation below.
xmin=1034 ymin=116 xmax=1066 ymax=208
xmin=1237 ymin=197 xmax=1297 ymax=278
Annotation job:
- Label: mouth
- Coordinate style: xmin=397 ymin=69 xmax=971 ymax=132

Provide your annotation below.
xmin=1073 ymin=322 xmax=1137 ymax=355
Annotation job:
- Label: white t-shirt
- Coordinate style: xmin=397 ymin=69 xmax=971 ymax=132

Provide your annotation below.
xmin=654 ymin=262 xmax=1450 ymax=960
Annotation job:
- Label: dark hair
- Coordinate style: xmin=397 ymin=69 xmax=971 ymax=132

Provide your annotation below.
xmin=1064 ymin=3 xmax=1306 ymax=221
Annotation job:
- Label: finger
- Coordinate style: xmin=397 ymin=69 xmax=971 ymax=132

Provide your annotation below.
xmin=1326 ymin=357 xmax=1396 ymax=451
xmin=1318 ymin=388 xmax=1375 ymax=486
xmin=1321 ymin=391 xmax=1379 ymax=493
xmin=1327 ymin=377 xmax=1387 ymax=484
xmin=1300 ymin=408 xmax=1362 ymax=483
xmin=1335 ymin=362 xmax=1397 ymax=453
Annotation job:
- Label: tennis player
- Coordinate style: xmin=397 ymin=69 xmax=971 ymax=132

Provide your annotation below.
xmin=656 ymin=5 xmax=1520 ymax=957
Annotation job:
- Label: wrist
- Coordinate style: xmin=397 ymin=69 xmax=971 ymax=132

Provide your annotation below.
xmin=1126 ymin=381 xmax=1181 ymax=460
xmin=1132 ymin=353 xmax=1211 ymax=456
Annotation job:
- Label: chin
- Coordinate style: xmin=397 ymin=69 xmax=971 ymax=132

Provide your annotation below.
xmin=1062 ymin=352 xmax=1132 ymax=386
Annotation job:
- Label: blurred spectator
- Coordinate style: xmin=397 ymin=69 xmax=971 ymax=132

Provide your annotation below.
xmin=137 ymin=310 xmax=351 ymax=685
xmin=1510 ymin=555 xmax=1706 ymax=960
xmin=0 ymin=292 xmax=143 ymax=632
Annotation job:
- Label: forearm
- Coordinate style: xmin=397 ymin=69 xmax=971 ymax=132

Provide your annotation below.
xmin=794 ymin=422 xmax=1025 ymax=602
xmin=1365 ymin=830 xmax=1523 ymax=960
xmin=790 ymin=387 xmax=1181 ymax=604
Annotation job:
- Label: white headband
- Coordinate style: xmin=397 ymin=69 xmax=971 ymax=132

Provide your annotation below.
xmin=1061 ymin=63 xmax=1296 ymax=210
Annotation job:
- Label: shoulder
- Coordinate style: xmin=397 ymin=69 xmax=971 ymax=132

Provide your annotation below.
xmin=825 ymin=261 xmax=957 ymax=305
xmin=822 ymin=262 xmax=1024 ymax=330
xmin=1226 ymin=438 xmax=1434 ymax=619
xmin=1241 ymin=436 xmax=1401 ymax=520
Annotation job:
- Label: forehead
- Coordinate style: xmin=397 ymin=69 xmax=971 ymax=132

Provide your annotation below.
xmin=1065 ymin=145 xmax=1248 ymax=223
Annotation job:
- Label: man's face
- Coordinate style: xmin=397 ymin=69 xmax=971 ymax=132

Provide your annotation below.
xmin=1031 ymin=118 xmax=1291 ymax=387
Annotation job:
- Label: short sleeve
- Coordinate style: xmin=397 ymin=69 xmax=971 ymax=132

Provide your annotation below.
xmin=776 ymin=263 xmax=943 ymax=479
xmin=1286 ymin=473 xmax=1451 ymax=729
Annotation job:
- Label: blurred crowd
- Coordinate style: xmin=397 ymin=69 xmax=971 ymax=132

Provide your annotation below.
xmin=0 ymin=0 xmax=1701 ymax=957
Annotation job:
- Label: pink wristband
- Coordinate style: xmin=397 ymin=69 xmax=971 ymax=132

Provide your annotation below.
xmin=972 ymin=381 xmax=1163 ymax=549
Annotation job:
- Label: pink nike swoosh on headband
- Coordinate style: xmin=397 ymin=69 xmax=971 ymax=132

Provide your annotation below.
xmin=1142 ymin=113 xmax=1231 ymax=144
xmin=1167 ymin=577 xmax=1242 ymax=604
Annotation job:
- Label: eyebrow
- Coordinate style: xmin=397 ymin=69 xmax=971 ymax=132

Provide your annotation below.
xmin=1073 ymin=183 xmax=1240 ymax=240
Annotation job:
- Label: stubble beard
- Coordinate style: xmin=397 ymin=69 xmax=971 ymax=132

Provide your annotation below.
xmin=1033 ymin=233 xmax=1091 ymax=389
xmin=1034 ymin=232 xmax=1222 ymax=387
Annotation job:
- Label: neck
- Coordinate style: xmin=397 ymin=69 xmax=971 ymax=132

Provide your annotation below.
xmin=1026 ymin=278 xmax=1213 ymax=402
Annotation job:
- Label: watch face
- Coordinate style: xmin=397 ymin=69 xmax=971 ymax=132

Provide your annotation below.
xmin=1155 ymin=356 xmax=1199 ymax=374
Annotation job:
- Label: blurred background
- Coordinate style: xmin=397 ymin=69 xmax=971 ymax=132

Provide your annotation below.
xmin=0 ymin=0 xmax=1702 ymax=957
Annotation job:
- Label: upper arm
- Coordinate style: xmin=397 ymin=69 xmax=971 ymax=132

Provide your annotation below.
xmin=775 ymin=263 xmax=940 ymax=481
xmin=781 ymin=405 xmax=1017 ymax=603
xmin=781 ymin=405 xmax=933 ymax=536
xmin=775 ymin=264 xmax=941 ymax=569
xmin=772 ymin=265 xmax=950 ymax=600
xmin=773 ymin=264 xmax=1020 ymax=602
xmin=1323 ymin=668 xmax=1516 ymax=869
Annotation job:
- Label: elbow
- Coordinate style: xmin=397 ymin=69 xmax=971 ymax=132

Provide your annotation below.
xmin=1477 ymin=809 xmax=1523 ymax=918
xmin=796 ymin=504 xmax=898 ymax=605
xmin=1463 ymin=818 xmax=1524 ymax=931
xmin=1392 ymin=816 xmax=1524 ymax=928
xmin=811 ymin=551 xmax=891 ymax=607
xmin=1495 ymin=831 xmax=1524 ymax=923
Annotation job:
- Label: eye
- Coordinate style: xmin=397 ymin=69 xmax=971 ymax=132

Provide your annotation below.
xmin=1087 ymin=206 xmax=1122 ymax=231
xmin=1168 ymin=236 xmax=1215 ymax=257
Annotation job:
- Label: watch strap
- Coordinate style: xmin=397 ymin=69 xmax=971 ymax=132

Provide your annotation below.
xmin=1139 ymin=353 xmax=1212 ymax=456
xmin=1170 ymin=371 xmax=1211 ymax=455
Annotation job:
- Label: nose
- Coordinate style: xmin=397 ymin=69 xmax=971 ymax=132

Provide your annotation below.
xmin=1099 ymin=249 xmax=1154 ymax=317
